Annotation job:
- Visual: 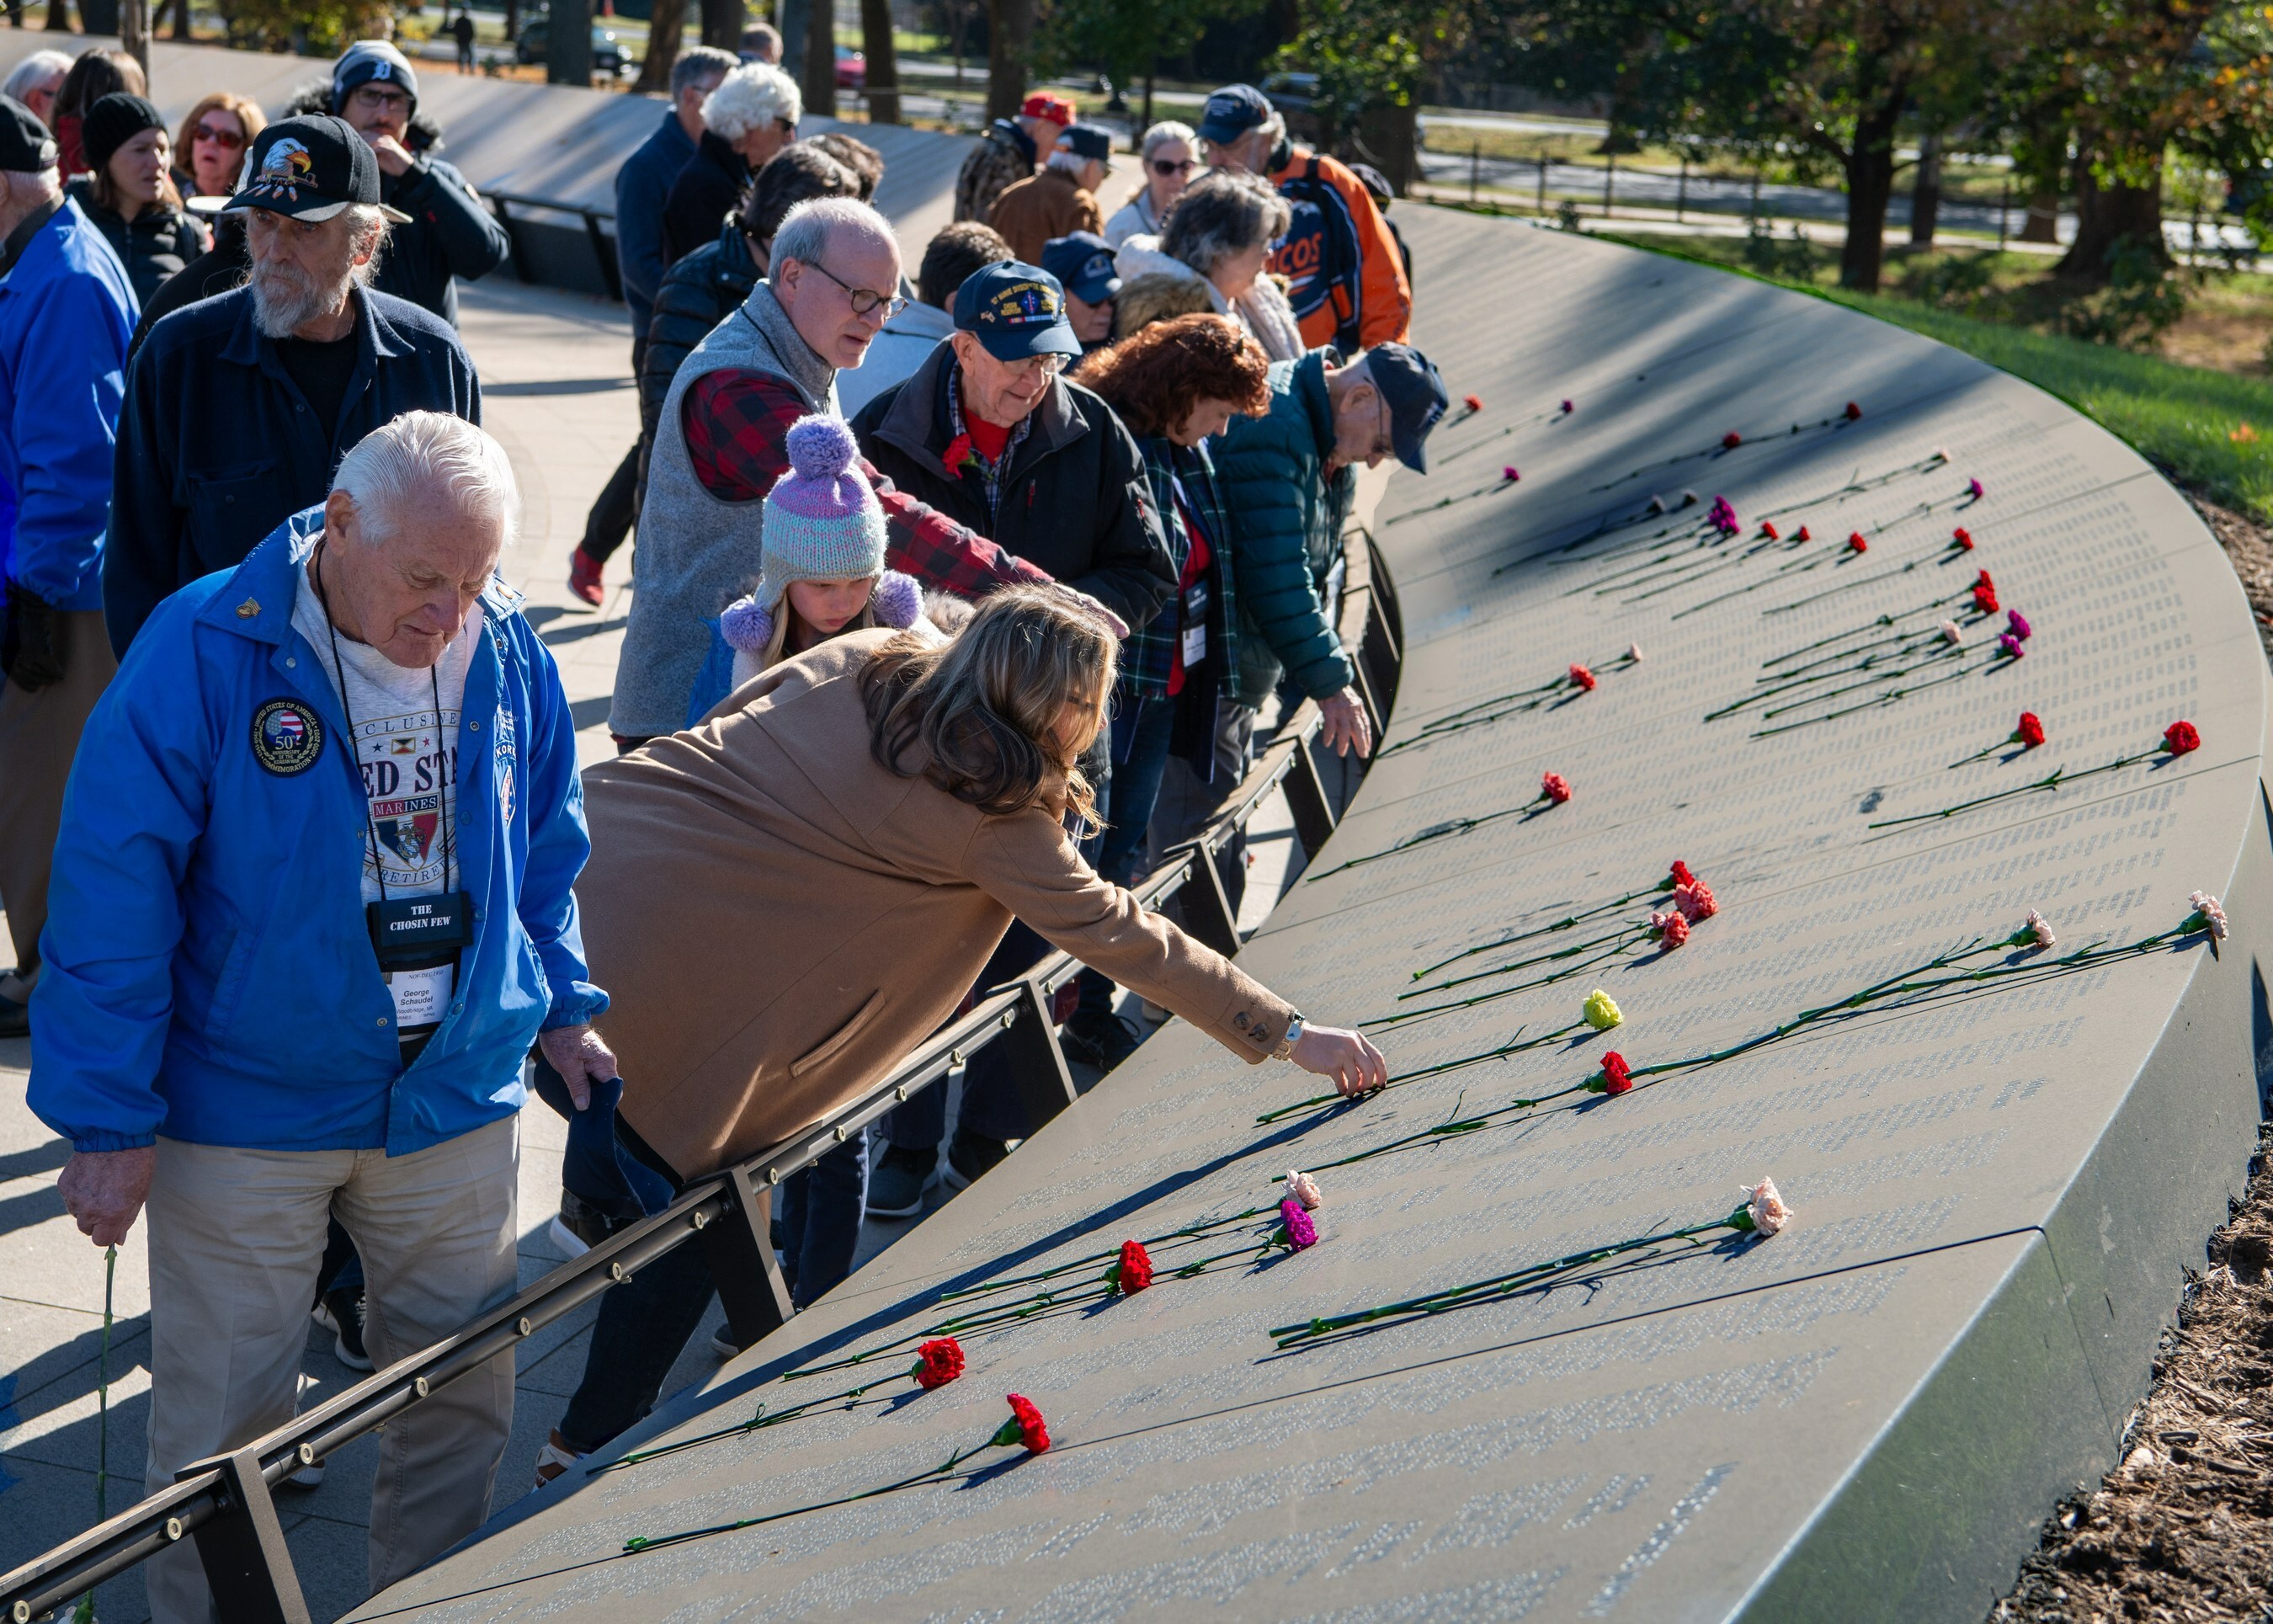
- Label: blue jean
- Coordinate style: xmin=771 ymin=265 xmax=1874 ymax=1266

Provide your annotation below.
xmin=557 ymin=1121 xmax=867 ymax=1453
xmin=1075 ymin=695 xmax=1177 ymax=1021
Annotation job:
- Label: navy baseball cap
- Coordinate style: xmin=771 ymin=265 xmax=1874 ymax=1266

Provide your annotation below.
xmin=226 ymin=115 xmax=412 ymax=223
xmin=1041 ymin=232 xmax=1120 ymax=304
xmin=0 ymin=94 xmax=57 ymax=173
xmin=1056 ymin=123 xmax=1114 ymax=166
xmin=1196 ymin=84 xmax=1272 ymax=146
xmin=953 ymin=260 xmax=1082 ymax=361
xmin=1365 ymin=343 xmax=1451 ymax=474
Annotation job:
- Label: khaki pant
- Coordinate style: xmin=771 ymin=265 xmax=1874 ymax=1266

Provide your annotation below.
xmin=141 ymin=1117 xmax=521 ymax=1624
xmin=0 ymin=608 xmax=115 ymax=988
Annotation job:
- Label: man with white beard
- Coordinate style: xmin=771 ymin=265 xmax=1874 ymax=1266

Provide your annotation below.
xmin=104 ymin=114 xmax=480 ymax=656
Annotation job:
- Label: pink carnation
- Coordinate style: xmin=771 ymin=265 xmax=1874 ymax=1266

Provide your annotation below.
xmin=1745 ymin=1177 xmax=1793 ymax=1238
xmin=1541 ymin=771 xmax=1573 ymax=804
xmin=1652 ymin=909 xmax=1690 ymax=950
xmin=1674 ymin=879 xmax=1717 ymax=922
xmin=1940 ymin=620 xmax=1962 ymax=644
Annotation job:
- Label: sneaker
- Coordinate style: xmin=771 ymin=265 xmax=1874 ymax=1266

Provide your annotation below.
xmin=286 ymin=1458 xmax=326 ymax=1488
xmin=865 ymin=1143 xmax=935 ymax=1219
xmin=533 ymin=1429 xmax=587 ymax=1488
xmin=709 ymin=1320 xmax=747 ymax=1358
xmin=0 ymin=992 xmax=26 ymax=1041
xmin=943 ymin=1129 xmax=1010 ymax=1191
xmin=567 ymin=547 xmax=605 ymax=607
xmin=1059 ymin=1009 xmax=1143 ymax=1072
xmin=321 ymin=1286 xmax=374 ymax=1371
xmin=548 ymin=1189 xmax=631 ymax=1258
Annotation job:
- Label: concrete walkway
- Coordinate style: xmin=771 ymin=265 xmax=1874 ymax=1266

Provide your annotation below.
xmin=0 ymin=271 xmax=1311 ymax=1622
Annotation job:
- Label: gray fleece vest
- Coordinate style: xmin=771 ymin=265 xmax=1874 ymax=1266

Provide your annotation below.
xmin=609 ymin=282 xmax=838 ymax=737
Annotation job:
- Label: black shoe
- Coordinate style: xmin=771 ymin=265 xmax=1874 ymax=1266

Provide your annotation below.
xmin=0 ymin=992 xmax=27 ymax=1040
xmin=1059 ymin=1009 xmax=1143 ymax=1071
xmin=318 ymin=1286 xmax=373 ymax=1371
xmin=944 ymin=1129 xmax=1010 ymax=1191
xmin=865 ymin=1143 xmax=935 ymax=1218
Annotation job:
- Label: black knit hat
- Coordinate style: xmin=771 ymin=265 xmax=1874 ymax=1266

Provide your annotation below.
xmin=82 ymin=93 xmax=164 ymax=176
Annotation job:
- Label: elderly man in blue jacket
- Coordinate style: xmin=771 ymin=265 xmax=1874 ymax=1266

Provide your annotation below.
xmin=31 ymin=410 xmax=615 ymax=1624
xmin=0 ymin=93 xmax=136 ymax=1041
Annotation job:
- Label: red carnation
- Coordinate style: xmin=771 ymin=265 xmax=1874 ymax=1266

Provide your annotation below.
xmin=1001 ymin=1393 xmax=1051 ymax=1453
xmin=1462 ymin=393 xmax=1483 ymax=413
xmin=1569 ymin=663 xmax=1596 ymax=691
xmin=1115 ymin=1239 xmax=1153 ymax=1294
xmin=2164 ymin=720 xmax=2201 ymax=756
xmin=1541 ymin=771 xmax=1572 ymax=804
xmin=1653 ymin=910 xmax=1690 ymax=950
xmin=2015 ymin=711 xmax=2045 ymax=748
xmin=1846 ymin=531 xmax=1867 ymax=553
xmin=1674 ymin=878 xmax=1717 ymax=922
xmin=1844 ymin=401 xmax=1862 ymax=421
xmin=1722 ymin=430 xmax=1742 ymax=450
xmin=1795 ymin=525 xmax=1812 ymax=542
xmin=943 ymin=432 xmax=977 ymax=477
xmin=1597 ymin=1052 xmax=1633 ymax=1094
xmin=1670 ymin=860 xmax=1695 ymax=888
xmin=912 ymin=1337 xmax=966 ymax=1389
xmin=1972 ymin=572 xmax=1999 ymax=615
xmin=1952 ymin=526 xmax=1974 ymax=551
xmin=1759 ymin=520 xmax=1779 ymax=540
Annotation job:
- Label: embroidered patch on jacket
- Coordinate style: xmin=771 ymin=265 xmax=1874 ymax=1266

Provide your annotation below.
xmin=251 ymin=698 xmax=325 ymax=775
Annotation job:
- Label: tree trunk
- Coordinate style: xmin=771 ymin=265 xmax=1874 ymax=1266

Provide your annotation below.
xmin=120 ymin=0 xmax=148 ymax=78
xmin=858 ymin=0 xmax=898 ymax=122
xmin=549 ymin=0 xmax=593 ymax=84
xmin=801 ymin=0 xmax=835 ymax=117
xmin=635 ymin=0 xmax=684 ymax=88
xmin=1839 ymin=101 xmax=1901 ymax=291
xmin=43 ymin=0 xmax=71 ymax=30
xmin=2057 ymin=161 xmax=2166 ymax=280
xmin=2020 ymin=187 xmax=2058 ymax=243
xmin=1908 ymin=130 xmax=1940 ymax=248
xmin=984 ymin=0 xmax=1031 ymax=121
xmin=1142 ymin=67 xmax=1153 ymax=129
xmin=700 ymin=0 xmax=737 ymax=49
xmin=1354 ymin=102 xmax=1418 ymax=195
xmin=172 ymin=0 xmax=191 ymax=40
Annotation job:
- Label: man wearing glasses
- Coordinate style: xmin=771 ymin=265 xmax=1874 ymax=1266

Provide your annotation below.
xmin=611 ymin=199 xmax=1073 ymax=751
xmin=329 ymin=40 xmax=510 ymax=325
xmin=849 ymin=258 xmax=1174 ymax=1205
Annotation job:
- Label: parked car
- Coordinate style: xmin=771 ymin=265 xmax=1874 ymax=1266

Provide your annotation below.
xmin=514 ymin=19 xmax=628 ymax=74
xmin=836 ymin=44 xmax=865 ymax=89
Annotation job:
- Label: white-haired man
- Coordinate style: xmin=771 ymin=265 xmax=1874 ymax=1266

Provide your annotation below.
xmin=104 ymin=114 xmax=481 ymax=657
xmin=0 ymin=93 xmax=136 ymax=1041
xmin=610 ymin=194 xmax=1067 ymax=747
xmin=660 ymin=60 xmax=801 ymax=264
xmin=35 ymin=410 xmax=613 ymax=1624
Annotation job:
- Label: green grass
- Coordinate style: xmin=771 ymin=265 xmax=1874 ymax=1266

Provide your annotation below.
xmin=1600 ymin=230 xmax=2273 ymax=523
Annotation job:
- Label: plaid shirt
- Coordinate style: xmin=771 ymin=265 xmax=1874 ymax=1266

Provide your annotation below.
xmin=944 ymin=364 xmax=1035 ymax=528
xmin=1121 ymin=437 xmax=1239 ymax=700
xmin=684 ymin=371 xmax=1052 ymax=594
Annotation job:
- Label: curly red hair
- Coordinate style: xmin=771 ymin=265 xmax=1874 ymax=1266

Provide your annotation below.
xmin=1074 ymin=313 xmax=1271 ymax=440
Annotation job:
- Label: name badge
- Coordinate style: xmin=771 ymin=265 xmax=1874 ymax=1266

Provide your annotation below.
xmin=386 ymin=960 xmax=456 ymax=1031
xmin=367 ymin=891 xmax=474 ymax=1036
xmin=1180 ymin=579 xmax=1210 ymax=666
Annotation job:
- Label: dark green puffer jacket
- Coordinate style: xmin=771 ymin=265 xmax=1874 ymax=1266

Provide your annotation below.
xmin=1212 ymin=349 xmax=1355 ymax=706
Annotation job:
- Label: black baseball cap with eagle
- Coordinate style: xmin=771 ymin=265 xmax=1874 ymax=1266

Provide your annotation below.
xmin=224 ymin=115 xmax=412 ymax=224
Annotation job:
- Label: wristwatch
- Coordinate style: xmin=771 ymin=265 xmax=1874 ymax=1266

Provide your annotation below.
xmin=1274 ymin=1014 xmax=1306 ymax=1061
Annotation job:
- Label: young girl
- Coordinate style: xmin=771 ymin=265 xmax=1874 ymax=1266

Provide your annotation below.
xmin=680 ymin=415 xmax=945 ymax=727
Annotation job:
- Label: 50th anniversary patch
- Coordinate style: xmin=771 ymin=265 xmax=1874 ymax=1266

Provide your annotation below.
xmin=252 ymin=698 xmax=326 ymax=775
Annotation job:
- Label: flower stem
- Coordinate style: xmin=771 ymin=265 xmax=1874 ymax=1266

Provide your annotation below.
xmin=1867 ymin=748 xmax=2162 ymax=828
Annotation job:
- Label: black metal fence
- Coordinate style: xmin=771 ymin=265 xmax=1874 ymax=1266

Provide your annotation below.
xmin=0 ymin=533 xmax=1403 ymax=1624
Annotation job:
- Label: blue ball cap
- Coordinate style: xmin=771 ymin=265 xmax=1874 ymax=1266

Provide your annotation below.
xmin=1363 ymin=343 xmax=1451 ymax=475
xmin=1196 ymin=83 xmax=1273 ymax=146
xmin=952 ymin=260 xmax=1083 ymax=361
xmin=1040 ymin=232 xmax=1121 ymax=305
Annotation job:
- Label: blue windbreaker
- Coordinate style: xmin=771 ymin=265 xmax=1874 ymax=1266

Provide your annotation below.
xmin=29 ymin=510 xmax=608 ymax=1156
xmin=0 ymin=197 xmax=136 ymax=612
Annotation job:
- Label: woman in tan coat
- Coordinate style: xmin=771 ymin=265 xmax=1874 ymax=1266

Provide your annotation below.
xmin=535 ymin=584 xmax=1384 ymax=1478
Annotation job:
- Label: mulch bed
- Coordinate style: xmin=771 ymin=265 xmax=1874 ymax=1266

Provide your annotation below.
xmin=2187 ymin=493 xmax=2273 ymax=662
xmin=1989 ymin=1126 xmax=2273 ymax=1621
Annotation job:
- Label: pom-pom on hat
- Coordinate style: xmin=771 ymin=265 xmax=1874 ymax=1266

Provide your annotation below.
xmin=756 ymin=415 xmax=888 ymax=609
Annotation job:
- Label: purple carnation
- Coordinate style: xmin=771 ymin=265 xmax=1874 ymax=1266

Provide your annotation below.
xmin=720 ymin=595 xmax=774 ymax=653
xmin=2006 ymin=609 xmax=2032 ymax=642
xmin=1280 ymin=1196 xmax=1317 ymax=1251
xmin=872 ymin=570 xmax=923 ymax=628
xmin=1999 ymin=632 xmax=2025 ymax=659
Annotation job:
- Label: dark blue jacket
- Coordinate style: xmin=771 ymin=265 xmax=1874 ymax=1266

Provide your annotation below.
xmin=104 ymin=284 xmax=480 ymax=656
xmin=615 ymin=106 xmax=698 ymax=338
xmin=31 ymin=509 xmax=604 ymax=1157
xmin=0 ymin=198 xmax=136 ymax=612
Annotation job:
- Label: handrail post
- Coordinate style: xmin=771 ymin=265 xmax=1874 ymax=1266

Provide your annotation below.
xmin=701 ymin=1167 xmax=796 ymax=1351
xmin=1283 ymin=734 xmax=1339 ymax=857
xmin=1001 ymin=978 xmax=1079 ymax=1132
xmin=1167 ymin=841 xmax=1241 ymax=959
xmin=173 ymin=1446 xmax=310 ymax=1624
xmin=583 ymin=210 xmax=623 ymax=302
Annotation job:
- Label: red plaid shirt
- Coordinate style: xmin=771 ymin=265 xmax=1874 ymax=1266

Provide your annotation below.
xmin=684 ymin=372 xmax=1052 ymax=594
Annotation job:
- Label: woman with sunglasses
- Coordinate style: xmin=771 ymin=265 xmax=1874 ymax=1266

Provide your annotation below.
xmin=1105 ymin=120 xmax=1198 ymax=249
xmin=172 ymin=92 xmax=265 ymax=200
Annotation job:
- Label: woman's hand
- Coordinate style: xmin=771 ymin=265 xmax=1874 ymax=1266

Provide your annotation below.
xmin=1290 ymin=1024 xmax=1388 ymax=1097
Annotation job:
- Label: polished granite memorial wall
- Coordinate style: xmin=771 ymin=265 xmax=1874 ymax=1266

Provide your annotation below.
xmin=354 ymin=206 xmax=2273 ymax=1623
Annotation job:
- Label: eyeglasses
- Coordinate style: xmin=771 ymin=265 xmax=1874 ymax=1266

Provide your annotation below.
xmin=774 ymin=117 xmax=796 ymax=133
xmin=804 ymin=258 xmax=908 ymax=319
xmin=349 ymin=85 xmax=410 ymax=109
xmin=1000 ymin=352 xmax=1067 ymax=379
xmin=194 ymin=121 xmax=246 ymax=149
xmin=1149 ymin=157 xmax=1195 ymax=177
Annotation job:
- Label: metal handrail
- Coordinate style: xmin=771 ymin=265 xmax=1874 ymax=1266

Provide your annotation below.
xmin=0 ymin=531 xmax=1399 ymax=1624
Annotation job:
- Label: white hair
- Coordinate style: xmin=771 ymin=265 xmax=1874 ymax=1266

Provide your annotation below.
xmin=769 ymin=195 xmax=894 ymax=274
xmin=3 ymin=50 xmax=72 ymax=104
xmin=1139 ymin=120 xmax=1196 ymax=162
xmin=701 ymin=62 xmax=801 ymax=142
xmin=1046 ymin=147 xmax=1090 ymax=179
xmin=333 ymin=412 xmax=520 ymax=549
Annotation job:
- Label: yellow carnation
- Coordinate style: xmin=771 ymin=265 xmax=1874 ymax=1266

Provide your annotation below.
xmin=1583 ymin=989 xmax=1623 ymax=1030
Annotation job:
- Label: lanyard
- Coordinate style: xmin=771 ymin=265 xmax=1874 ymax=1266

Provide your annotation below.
xmin=311 ymin=540 xmax=454 ymax=902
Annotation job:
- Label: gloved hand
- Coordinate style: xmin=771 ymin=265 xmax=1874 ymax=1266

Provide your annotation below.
xmin=2 ymin=579 xmax=64 ymax=693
